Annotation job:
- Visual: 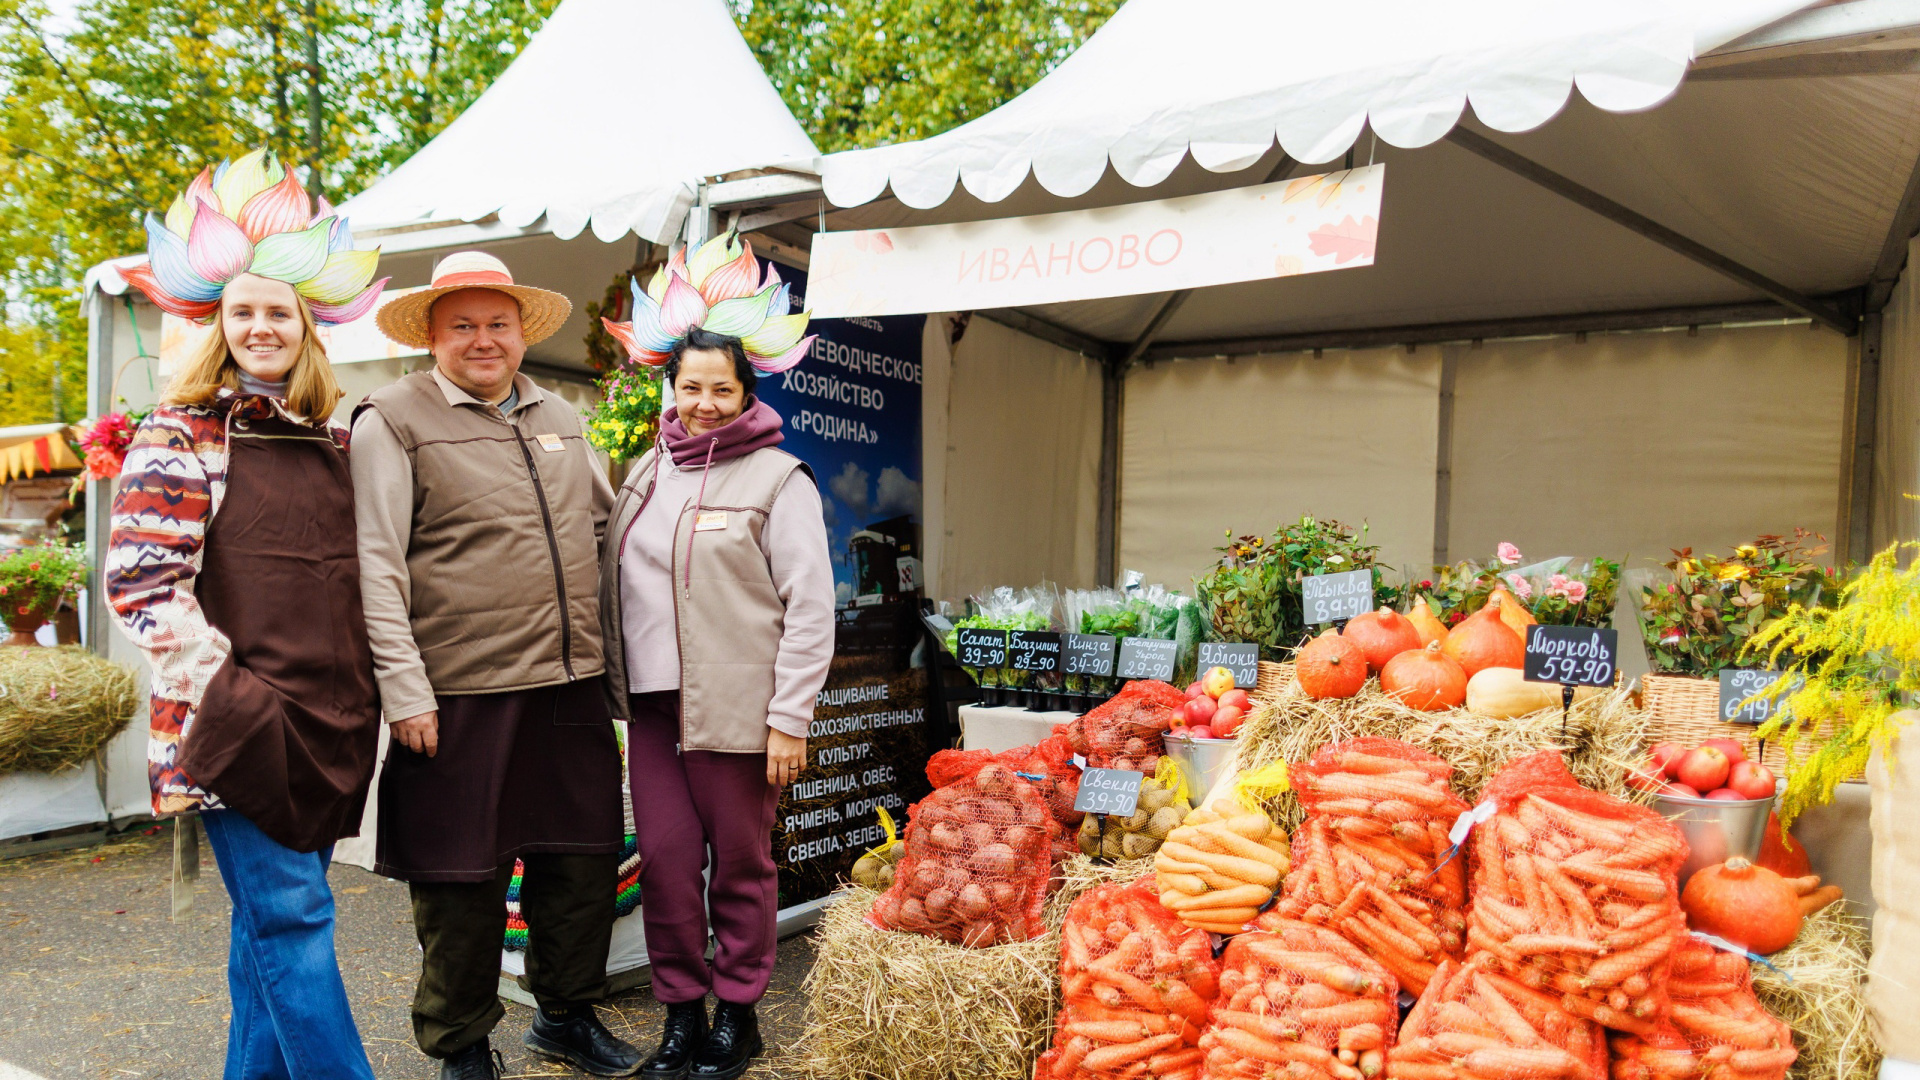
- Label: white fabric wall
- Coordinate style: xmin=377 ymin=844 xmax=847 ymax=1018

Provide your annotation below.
xmin=1875 ymin=236 xmax=1920 ymax=549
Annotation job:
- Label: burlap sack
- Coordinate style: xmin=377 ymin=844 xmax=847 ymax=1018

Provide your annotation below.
xmin=1868 ymin=713 xmax=1920 ymax=1063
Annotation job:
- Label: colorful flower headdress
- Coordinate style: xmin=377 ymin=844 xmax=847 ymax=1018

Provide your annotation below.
xmin=120 ymin=149 xmax=388 ymax=326
xmin=601 ymin=232 xmax=814 ymax=373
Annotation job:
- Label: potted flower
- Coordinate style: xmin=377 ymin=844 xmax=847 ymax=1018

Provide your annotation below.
xmin=0 ymin=540 xmax=89 ymax=646
xmin=1426 ymin=542 xmax=1620 ymax=628
xmin=1195 ymin=515 xmax=1404 ymax=661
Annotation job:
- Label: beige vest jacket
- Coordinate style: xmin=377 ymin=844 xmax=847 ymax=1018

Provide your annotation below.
xmin=358 ymin=372 xmax=605 ymax=694
xmin=599 ymin=445 xmax=810 ymax=751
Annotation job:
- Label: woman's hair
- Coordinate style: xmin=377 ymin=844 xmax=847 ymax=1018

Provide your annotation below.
xmin=161 ymin=294 xmax=342 ymax=423
xmin=665 ymin=327 xmax=758 ymax=396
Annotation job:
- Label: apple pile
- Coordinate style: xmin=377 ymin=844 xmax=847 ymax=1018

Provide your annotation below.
xmin=1172 ymin=666 xmax=1251 ymax=739
xmin=1629 ymin=737 xmax=1777 ymax=801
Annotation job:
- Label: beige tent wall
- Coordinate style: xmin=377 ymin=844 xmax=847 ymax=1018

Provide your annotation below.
xmin=1874 ymin=237 xmax=1920 ymax=549
xmin=1120 ymin=350 xmax=1441 ymax=590
xmin=1447 ymin=322 xmax=1848 ymax=568
xmin=931 ymin=316 xmax=1104 ymax=603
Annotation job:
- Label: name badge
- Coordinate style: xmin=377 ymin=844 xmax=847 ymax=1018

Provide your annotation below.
xmin=536 ymin=433 xmax=565 ymax=453
xmin=694 ymin=512 xmax=729 ymax=533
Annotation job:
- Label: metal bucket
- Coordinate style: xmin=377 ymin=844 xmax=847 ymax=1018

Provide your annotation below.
xmin=1651 ymin=791 xmax=1774 ymax=888
xmin=1162 ymin=735 xmax=1239 ymax=804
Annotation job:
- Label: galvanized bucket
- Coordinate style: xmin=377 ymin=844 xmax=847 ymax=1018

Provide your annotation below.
xmin=1651 ymin=791 xmax=1774 ymax=888
xmin=1162 ymin=734 xmax=1239 ymax=805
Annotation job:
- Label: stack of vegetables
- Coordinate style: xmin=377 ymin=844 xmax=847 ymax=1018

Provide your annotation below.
xmin=1152 ymin=801 xmax=1292 ymax=934
xmin=1205 ymin=916 xmax=1400 ymax=1080
xmin=1063 ymin=679 xmax=1186 ymax=772
xmin=1607 ymin=937 xmax=1797 ymax=1080
xmin=1276 ymin=739 xmax=1471 ymax=993
xmin=849 ymin=827 xmax=905 ymax=890
xmin=1078 ymin=770 xmax=1194 ymax=861
xmin=1389 ymin=957 xmax=1609 ymax=1080
xmin=933 ymin=735 xmax=1087 ymax=838
xmin=1036 ymin=877 xmax=1220 ymax=1080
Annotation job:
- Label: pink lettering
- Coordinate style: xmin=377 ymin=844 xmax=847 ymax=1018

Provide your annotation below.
xmin=988 ymin=247 xmax=1011 ymax=282
xmin=1011 ymin=245 xmax=1042 ymax=280
xmin=1145 ymin=229 xmax=1183 ymax=266
xmin=1047 ymin=241 xmax=1074 ymax=276
xmin=1078 ymin=237 xmax=1114 ymax=273
xmin=1117 ymin=233 xmax=1141 ymax=270
xmin=958 ymin=249 xmax=987 ymax=283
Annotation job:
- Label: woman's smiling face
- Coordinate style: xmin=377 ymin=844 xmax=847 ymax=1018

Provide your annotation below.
xmin=221 ymin=273 xmax=306 ymax=383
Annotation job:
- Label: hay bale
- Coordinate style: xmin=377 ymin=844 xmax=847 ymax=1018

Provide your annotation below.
xmin=0 ymin=646 xmax=138 ymax=774
xmin=1754 ymin=905 xmax=1879 ymax=1080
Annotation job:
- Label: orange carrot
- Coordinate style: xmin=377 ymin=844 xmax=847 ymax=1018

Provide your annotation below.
xmin=1559 ymin=858 xmax=1666 ymax=903
xmin=1460 ymin=1045 xmax=1580 ymax=1080
xmin=1082 ymin=1033 xmax=1181 ymax=1072
xmin=1799 ymin=884 xmax=1843 ymax=916
xmin=1067 ymin=1018 xmax=1174 ymax=1042
xmin=1298 ymin=998 xmax=1392 ymax=1028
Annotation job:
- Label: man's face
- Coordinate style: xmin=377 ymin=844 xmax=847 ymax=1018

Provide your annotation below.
xmin=428 ymin=288 xmax=525 ymax=402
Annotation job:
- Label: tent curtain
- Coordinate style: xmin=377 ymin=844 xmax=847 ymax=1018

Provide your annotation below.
xmin=1875 ymin=236 xmax=1920 ymax=552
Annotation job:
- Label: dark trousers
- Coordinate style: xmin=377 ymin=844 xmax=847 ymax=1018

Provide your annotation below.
xmin=407 ymin=852 xmax=620 ymax=1058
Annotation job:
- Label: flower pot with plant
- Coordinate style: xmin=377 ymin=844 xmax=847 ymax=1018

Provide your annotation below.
xmin=1194 ymin=515 xmax=1403 ymax=662
xmin=0 ymin=540 xmax=89 ymax=646
xmin=1425 ymin=541 xmax=1621 ymax=630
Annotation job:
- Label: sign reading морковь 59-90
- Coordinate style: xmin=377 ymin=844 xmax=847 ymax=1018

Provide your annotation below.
xmin=803 ymin=164 xmax=1384 ymax=318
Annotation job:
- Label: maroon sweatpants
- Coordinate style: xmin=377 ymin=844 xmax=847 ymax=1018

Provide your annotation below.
xmin=627 ymin=691 xmax=782 ymax=1005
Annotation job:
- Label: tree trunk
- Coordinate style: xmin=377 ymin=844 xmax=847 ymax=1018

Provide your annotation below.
xmin=303 ymin=0 xmax=324 ymax=207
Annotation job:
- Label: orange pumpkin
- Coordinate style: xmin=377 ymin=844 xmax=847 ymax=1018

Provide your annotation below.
xmin=1379 ymin=642 xmax=1468 ymax=711
xmin=1485 ymin=586 xmax=1537 ymax=638
xmin=1407 ymin=597 xmax=1449 ymax=647
xmin=1342 ymin=606 xmax=1422 ymax=673
xmin=1681 ymin=856 xmax=1803 ymax=954
xmin=1441 ymin=601 xmax=1525 ymax=677
xmin=1296 ymin=628 xmax=1368 ymax=700
xmin=1756 ymin=812 xmax=1812 ymax=880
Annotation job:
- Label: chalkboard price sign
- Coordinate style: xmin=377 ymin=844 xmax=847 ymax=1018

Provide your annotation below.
xmin=1302 ymin=569 xmax=1373 ymax=625
xmin=1115 ymin=637 xmax=1178 ymax=681
xmin=1009 ymin=630 xmax=1063 ymax=672
xmin=1719 ymin=669 xmax=1799 ymax=725
xmin=1063 ymin=633 xmax=1118 ymax=677
xmin=1523 ymin=625 xmax=1619 ymax=688
xmin=1074 ymin=767 xmax=1146 ymax=817
xmin=1197 ymin=642 xmax=1260 ymax=691
xmin=954 ymin=627 xmax=1008 ymax=669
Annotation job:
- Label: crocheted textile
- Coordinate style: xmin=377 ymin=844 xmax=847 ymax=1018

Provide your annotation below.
xmin=503 ymin=832 xmax=642 ymax=951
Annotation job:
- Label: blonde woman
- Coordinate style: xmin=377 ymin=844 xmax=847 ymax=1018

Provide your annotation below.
xmin=107 ymin=151 xmax=385 ymax=1080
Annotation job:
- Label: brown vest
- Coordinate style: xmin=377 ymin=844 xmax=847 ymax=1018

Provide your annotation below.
xmin=599 ymin=445 xmax=810 ymax=751
xmin=359 ymin=372 xmax=604 ymax=695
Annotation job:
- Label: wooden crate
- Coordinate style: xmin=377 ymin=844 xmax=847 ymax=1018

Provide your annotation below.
xmin=1641 ymin=672 xmax=1862 ymax=781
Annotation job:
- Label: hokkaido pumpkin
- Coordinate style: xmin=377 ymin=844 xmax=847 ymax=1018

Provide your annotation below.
xmin=1296 ymin=628 xmax=1368 ymax=700
xmin=1680 ymin=856 xmax=1803 ymax=954
xmin=1485 ymin=586 xmax=1537 ymax=637
xmin=1442 ymin=601 xmax=1525 ymax=677
xmin=1756 ymin=811 xmax=1812 ymax=880
xmin=1342 ymin=606 xmax=1422 ymax=673
xmin=1464 ymin=666 xmax=1600 ymax=718
xmin=1380 ymin=642 xmax=1468 ymax=711
xmin=1407 ymin=597 xmax=1449 ymax=647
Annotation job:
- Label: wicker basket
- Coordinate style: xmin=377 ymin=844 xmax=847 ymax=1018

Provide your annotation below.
xmin=1641 ymin=672 xmax=1863 ymax=782
xmin=1254 ymin=660 xmax=1296 ymax=704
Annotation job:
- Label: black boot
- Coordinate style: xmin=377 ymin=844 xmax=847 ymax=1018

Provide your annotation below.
xmin=525 ymin=1004 xmax=644 ymax=1077
xmin=689 ymin=1000 xmax=762 ymax=1080
xmin=438 ymin=1038 xmax=504 ymax=1080
xmin=640 ymin=999 xmax=710 ymax=1080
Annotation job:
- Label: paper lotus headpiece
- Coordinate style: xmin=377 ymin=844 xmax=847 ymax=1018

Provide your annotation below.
xmin=601 ymin=233 xmax=814 ymax=374
xmin=119 ymin=148 xmax=388 ymax=326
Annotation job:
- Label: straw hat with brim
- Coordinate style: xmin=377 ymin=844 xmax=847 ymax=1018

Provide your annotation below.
xmin=375 ymin=250 xmax=573 ymax=349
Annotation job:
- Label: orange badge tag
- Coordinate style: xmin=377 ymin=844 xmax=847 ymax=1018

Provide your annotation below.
xmin=694 ymin=512 xmax=729 ymax=533
xmin=537 ymin=433 xmax=564 ymax=452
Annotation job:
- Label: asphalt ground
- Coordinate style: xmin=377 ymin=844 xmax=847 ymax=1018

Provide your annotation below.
xmin=0 ymin=821 xmax=816 ymax=1079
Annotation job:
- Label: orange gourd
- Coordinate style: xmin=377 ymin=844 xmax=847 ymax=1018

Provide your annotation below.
xmin=1756 ymin=812 xmax=1812 ymax=880
xmin=1441 ymin=599 xmax=1525 ymax=677
xmin=1295 ymin=628 xmax=1368 ymax=700
xmin=1342 ymin=606 xmax=1422 ymax=673
xmin=1379 ymin=641 xmax=1468 ymax=711
xmin=1407 ymin=597 xmax=1449 ymax=647
xmin=1485 ymin=586 xmax=1537 ymax=637
xmin=1681 ymin=857 xmax=1803 ymax=954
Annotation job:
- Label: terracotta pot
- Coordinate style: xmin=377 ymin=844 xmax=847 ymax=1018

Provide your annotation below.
xmin=1 ymin=593 xmax=53 ymax=645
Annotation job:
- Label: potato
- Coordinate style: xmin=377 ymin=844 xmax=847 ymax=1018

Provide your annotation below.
xmin=1138 ymin=785 xmax=1175 ymax=814
xmin=1121 ymin=831 xmax=1161 ymax=859
xmin=1101 ymin=823 xmax=1126 ymax=859
xmin=1078 ymin=814 xmax=1103 ymax=856
xmin=876 ymin=863 xmax=895 ymax=889
xmin=1146 ymin=805 xmax=1185 ymax=840
xmin=851 ymin=853 xmax=884 ymax=887
xmin=1121 ymin=806 xmax=1152 ymax=833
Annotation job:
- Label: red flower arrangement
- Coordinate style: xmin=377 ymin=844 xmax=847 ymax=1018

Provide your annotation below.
xmin=75 ymin=412 xmax=138 ymax=483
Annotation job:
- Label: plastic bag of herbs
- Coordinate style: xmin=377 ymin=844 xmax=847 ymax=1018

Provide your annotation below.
xmin=1194 ymin=516 xmax=1405 ymax=660
xmin=1638 ymin=531 xmax=1836 ymax=677
xmin=942 ymin=585 xmax=1057 ymax=692
xmin=1122 ymin=581 xmax=1204 ymax=687
xmin=1424 ymin=542 xmax=1621 ymax=629
xmin=1064 ymin=587 xmax=1137 ymax=696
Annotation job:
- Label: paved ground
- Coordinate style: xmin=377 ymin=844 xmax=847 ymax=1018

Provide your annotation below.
xmin=0 ymin=821 xmax=816 ymax=1079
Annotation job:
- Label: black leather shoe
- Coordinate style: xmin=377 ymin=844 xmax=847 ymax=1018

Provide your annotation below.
xmin=640 ymin=999 xmax=710 ymax=1080
xmin=689 ymin=1000 xmax=762 ymax=1080
xmin=525 ymin=1005 xmax=644 ymax=1077
xmin=438 ymin=1039 xmax=504 ymax=1080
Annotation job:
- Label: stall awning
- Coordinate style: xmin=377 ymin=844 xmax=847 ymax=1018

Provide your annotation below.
xmin=0 ymin=424 xmax=82 ymax=483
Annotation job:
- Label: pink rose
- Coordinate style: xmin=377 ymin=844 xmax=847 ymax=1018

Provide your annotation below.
xmin=1506 ymin=573 xmax=1533 ymax=600
xmin=1497 ymin=542 xmax=1522 ymax=566
xmin=1564 ymin=581 xmax=1587 ymax=603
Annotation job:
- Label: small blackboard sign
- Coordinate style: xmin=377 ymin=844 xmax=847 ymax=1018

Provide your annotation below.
xmin=1197 ymin=642 xmax=1260 ymax=691
xmin=954 ymin=627 xmax=1008 ymax=669
xmin=1115 ymin=637 xmax=1178 ymax=681
xmin=1074 ymin=767 xmax=1146 ymax=817
xmin=1302 ymin=569 xmax=1373 ymax=625
xmin=1063 ymin=633 xmax=1117 ymax=677
xmin=1523 ymin=625 xmax=1619 ymax=688
xmin=1719 ymin=669 xmax=1798 ymax=725
xmin=1009 ymin=630 xmax=1063 ymax=672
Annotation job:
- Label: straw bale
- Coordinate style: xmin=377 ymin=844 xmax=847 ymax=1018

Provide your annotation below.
xmin=1754 ymin=905 xmax=1878 ymax=1080
xmin=0 ymin=646 xmax=138 ymax=774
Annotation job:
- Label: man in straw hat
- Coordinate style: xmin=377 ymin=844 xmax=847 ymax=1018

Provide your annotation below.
xmin=353 ymin=251 xmax=641 ymax=1079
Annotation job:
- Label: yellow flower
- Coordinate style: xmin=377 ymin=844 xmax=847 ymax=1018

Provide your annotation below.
xmin=1716 ymin=564 xmax=1751 ymax=582
xmin=1735 ymin=545 xmax=1760 ymax=559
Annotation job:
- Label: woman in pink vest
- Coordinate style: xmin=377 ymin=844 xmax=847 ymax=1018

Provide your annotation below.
xmin=595 ymin=233 xmax=835 ymax=1080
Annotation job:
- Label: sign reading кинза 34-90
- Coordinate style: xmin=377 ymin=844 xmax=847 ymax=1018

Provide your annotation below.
xmin=804 ymin=165 xmax=1384 ymax=318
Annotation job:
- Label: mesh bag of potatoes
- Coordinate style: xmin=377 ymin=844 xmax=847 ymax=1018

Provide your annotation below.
xmin=1078 ymin=762 xmax=1195 ymax=862
xmin=1154 ymin=799 xmax=1292 ymax=935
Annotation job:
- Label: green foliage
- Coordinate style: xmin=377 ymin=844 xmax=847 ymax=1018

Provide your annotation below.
xmin=1640 ymin=531 xmax=1837 ymax=677
xmin=1425 ymin=544 xmax=1620 ymax=630
xmin=1195 ymin=516 xmax=1404 ymax=660
xmin=0 ymin=538 xmax=87 ymax=628
xmin=1747 ymin=540 xmax=1920 ymax=829
xmin=583 ymin=366 xmax=662 ymax=461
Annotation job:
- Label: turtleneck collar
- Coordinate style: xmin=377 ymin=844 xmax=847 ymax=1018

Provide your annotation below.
xmin=237 ymin=370 xmax=290 ymax=399
xmin=657 ymin=397 xmax=785 ymax=468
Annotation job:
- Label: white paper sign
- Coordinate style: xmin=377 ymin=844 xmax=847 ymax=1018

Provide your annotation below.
xmin=805 ymin=165 xmax=1383 ymax=318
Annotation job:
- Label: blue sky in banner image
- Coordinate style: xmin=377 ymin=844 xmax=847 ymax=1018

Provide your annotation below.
xmin=751 ymin=258 xmax=926 ymax=607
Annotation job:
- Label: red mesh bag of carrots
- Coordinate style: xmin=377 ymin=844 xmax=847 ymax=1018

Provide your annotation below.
xmin=1062 ymin=680 xmax=1185 ymax=772
xmin=1467 ymin=752 xmax=1688 ymax=1032
xmin=866 ymin=761 xmax=1062 ymax=946
xmin=1389 ymin=956 xmax=1608 ymax=1080
xmin=1202 ymin=916 xmax=1400 ymax=1080
xmin=1035 ymin=876 xmax=1218 ymax=1080
xmin=1606 ymin=937 xmax=1796 ymax=1080
xmin=1276 ymin=738 xmax=1472 ymax=994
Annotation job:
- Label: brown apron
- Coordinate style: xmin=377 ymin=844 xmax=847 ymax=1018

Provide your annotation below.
xmin=178 ymin=408 xmax=381 ymax=854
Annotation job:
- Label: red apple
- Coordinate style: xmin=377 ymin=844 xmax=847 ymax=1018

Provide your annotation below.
xmin=1202 ymin=666 xmax=1237 ymax=698
xmin=1649 ymin=742 xmax=1687 ymax=779
xmin=1185 ymin=681 xmax=1207 ymax=700
xmin=1727 ymin=760 xmax=1777 ymax=800
xmin=1212 ymin=705 xmax=1246 ymax=738
xmin=1625 ymin=767 xmax=1665 ymax=793
xmin=1186 ymin=725 xmax=1215 ymax=740
xmin=1674 ymin=747 xmax=1731 ymax=793
xmin=1217 ymin=688 xmax=1252 ymax=714
xmin=1701 ymin=738 xmax=1747 ymax=765
xmin=1704 ymin=787 xmax=1748 ymax=801
xmin=1181 ymin=695 xmax=1217 ymax=727
xmin=1662 ymin=782 xmax=1702 ymax=799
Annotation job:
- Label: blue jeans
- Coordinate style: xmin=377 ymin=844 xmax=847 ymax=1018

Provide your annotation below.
xmin=199 ymin=809 xmax=376 ymax=1080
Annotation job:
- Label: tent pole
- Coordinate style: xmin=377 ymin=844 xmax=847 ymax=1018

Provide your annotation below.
xmin=1865 ymin=145 xmax=1920 ymax=313
xmin=1097 ymin=353 xmax=1124 ymax=589
xmin=85 ymin=288 xmax=114 ymax=658
xmin=1844 ymin=311 xmax=1884 ymax=564
xmin=1432 ymin=351 xmax=1458 ymax=567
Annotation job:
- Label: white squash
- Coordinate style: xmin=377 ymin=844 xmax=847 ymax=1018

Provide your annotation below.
xmin=1465 ymin=666 xmax=1600 ymax=718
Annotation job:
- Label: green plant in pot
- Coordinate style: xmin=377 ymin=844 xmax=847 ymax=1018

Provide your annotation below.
xmin=0 ymin=540 xmax=87 ymax=646
xmin=1196 ymin=516 xmax=1402 ymax=660
xmin=1640 ymin=530 xmax=1837 ymax=677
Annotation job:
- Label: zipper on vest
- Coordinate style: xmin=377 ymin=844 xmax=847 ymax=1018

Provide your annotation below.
xmin=512 ymin=425 xmax=576 ymax=681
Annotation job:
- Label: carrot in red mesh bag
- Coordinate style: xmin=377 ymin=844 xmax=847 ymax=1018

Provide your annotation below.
xmin=1276 ymin=738 xmax=1472 ymax=994
xmin=867 ymin=761 xmax=1062 ymax=946
xmin=1467 ymin=752 xmax=1689 ymax=1033
xmin=1202 ymin=915 xmax=1400 ymax=1080
xmin=1389 ymin=956 xmax=1608 ymax=1080
xmin=1063 ymin=679 xmax=1185 ymax=772
xmin=1035 ymin=876 xmax=1218 ymax=1080
xmin=1607 ymin=936 xmax=1796 ymax=1080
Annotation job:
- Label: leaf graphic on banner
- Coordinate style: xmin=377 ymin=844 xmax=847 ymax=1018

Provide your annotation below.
xmin=1307 ymin=215 xmax=1378 ymax=264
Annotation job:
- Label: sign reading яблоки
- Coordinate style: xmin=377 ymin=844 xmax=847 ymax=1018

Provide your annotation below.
xmin=804 ymin=165 xmax=1384 ymax=318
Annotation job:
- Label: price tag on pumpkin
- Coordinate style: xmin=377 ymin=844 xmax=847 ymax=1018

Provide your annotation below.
xmin=1115 ymin=637 xmax=1177 ymax=681
xmin=1523 ymin=625 xmax=1618 ymax=688
xmin=1008 ymin=630 xmax=1062 ymax=672
xmin=1074 ymin=767 xmax=1145 ymax=816
xmin=1196 ymin=642 xmax=1260 ymax=691
xmin=1063 ymin=633 xmax=1117 ymax=676
xmin=954 ymin=627 xmax=1008 ymax=668
xmin=1719 ymin=669 xmax=1799 ymax=725
xmin=1302 ymin=569 xmax=1372 ymax=625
